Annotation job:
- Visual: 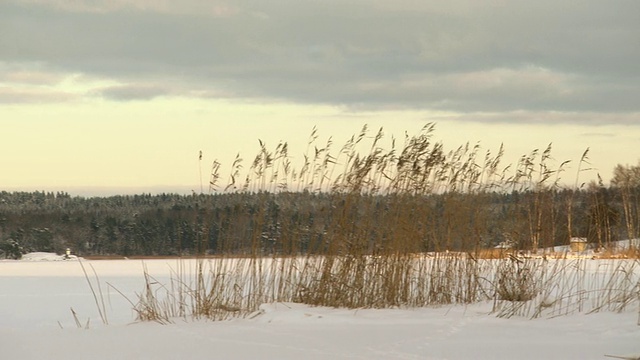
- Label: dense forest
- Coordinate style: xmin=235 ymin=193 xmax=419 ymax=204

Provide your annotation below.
xmin=0 ymin=182 xmax=637 ymax=259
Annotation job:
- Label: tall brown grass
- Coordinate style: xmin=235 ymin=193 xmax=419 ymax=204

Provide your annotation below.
xmin=130 ymin=255 xmax=639 ymax=322
xmin=128 ymin=124 xmax=639 ymax=322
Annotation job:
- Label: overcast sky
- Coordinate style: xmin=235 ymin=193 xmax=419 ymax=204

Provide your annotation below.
xmin=1 ymin=0 xmax=639 ymax=195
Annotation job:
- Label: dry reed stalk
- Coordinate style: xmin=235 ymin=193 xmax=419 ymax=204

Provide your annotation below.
xmin=78 ymin=258 xmax=108 ymax=325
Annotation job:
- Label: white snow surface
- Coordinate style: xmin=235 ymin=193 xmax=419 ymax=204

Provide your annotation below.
xmin=1 ymin=255 xmax=639 ymax=360
xmin=19 ymin=252 xmax=80 ymax=261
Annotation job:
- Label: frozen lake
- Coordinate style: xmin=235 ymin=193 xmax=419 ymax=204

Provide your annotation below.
xmin=1 ymin=256 xmax=638 ymax=359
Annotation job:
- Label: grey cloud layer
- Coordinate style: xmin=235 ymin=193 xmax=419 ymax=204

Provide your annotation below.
xmin=1 ymin=1 xmax=639 ymax=115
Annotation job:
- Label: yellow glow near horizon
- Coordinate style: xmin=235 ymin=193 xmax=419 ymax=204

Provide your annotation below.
xmin=1 ymin=91 xmax=639 ymax=196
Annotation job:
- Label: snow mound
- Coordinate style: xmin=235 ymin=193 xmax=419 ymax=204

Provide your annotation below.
xmin=20 ymin=252 xmax=79 ymax=261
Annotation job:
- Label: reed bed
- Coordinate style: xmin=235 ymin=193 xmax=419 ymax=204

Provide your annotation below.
xmin=130 ymin=256 xmax=639 ymax=322
xmin=127 ymin=124 xmax=639 ymax=322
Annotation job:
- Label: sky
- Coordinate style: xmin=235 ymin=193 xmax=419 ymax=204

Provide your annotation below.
xmin=1 ymin=0 xmax=639 ymax=196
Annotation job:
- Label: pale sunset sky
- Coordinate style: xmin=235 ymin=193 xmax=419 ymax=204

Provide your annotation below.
xmin=1 ymin=0 xmax=638 ymax=196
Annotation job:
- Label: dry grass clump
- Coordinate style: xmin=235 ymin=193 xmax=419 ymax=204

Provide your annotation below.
xmin=491 ymin=258 xmax=640 ymax=319
xmin=494 ymin=257 xmax=540 ymax=302
xmin=295 ymin=253 xmax=487 ymax=308
xmin=133 ymin=255 xmax=490 ymax=321
xmin=133 ymin=259 xmax=255 ymax=323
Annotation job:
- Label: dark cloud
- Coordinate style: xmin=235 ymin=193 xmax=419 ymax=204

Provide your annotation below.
xmin=1 ymin=0 xmax=639 ymax=118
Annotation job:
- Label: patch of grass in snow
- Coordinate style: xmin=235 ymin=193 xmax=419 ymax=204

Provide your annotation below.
xmin=492 ymin=258 xmax=640 ymax=319
xmin=126 ymin=256 xmax=639 ymax=323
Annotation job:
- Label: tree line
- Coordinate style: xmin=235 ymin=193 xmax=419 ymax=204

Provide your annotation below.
xmin=0 ymin=172 xmax=638 ymax=259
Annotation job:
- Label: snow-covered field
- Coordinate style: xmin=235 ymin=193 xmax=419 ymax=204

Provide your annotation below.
xmin=1 ymin=254 xmax=639 ymax=360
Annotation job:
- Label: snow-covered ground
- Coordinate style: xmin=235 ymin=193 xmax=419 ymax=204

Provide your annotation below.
xmin=1 ymin=254 xmax=638 ymax=360
xmin=509 ymin=239 xmax=640 ymax=258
